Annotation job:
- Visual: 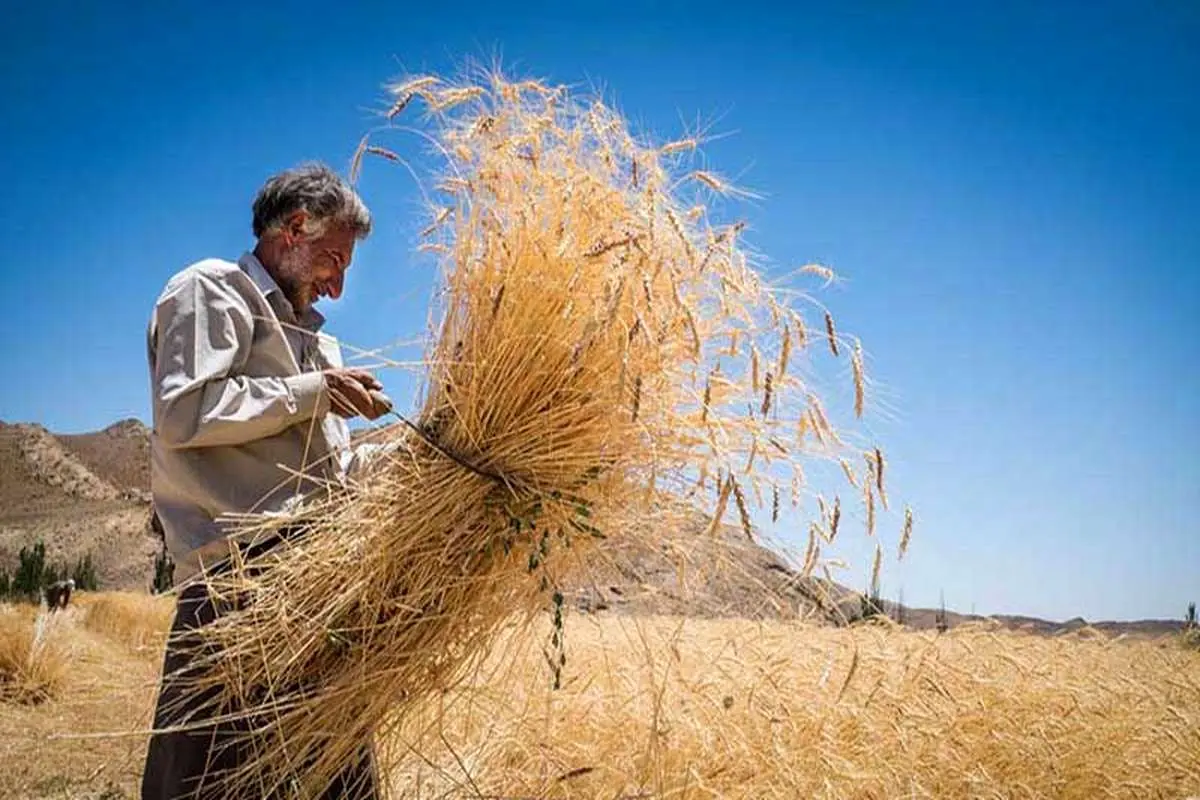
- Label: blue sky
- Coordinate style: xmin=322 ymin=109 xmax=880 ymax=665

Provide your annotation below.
xmin=1 ymin=1 xmax=1196 ymax=622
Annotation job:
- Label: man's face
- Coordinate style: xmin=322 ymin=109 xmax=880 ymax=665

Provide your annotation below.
xmin=274 ymin=217 xmax=357 ymax=314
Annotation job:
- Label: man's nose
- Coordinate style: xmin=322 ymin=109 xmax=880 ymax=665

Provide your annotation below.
xmin=328 ymin=271 xmax=344 ymax=300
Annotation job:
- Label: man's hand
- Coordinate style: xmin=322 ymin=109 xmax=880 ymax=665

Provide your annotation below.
xmin=323 ymin=368 xmax=387 ymax=421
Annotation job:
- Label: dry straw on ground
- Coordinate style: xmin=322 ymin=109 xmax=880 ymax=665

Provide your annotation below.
xmin=82 ymin=591 xmax=173 ymax=652
xmin=0 ymin=596 xmax=172 ymax=798
xmin=0 ymin=604 xmax=70 ymax=705
xmin=2 ymin=601 xmax=1197 ymax=798
xmin=171 ymin=69 xmax=898 ymax=796
xmin=386 ymin=616 xmax=1200 ymax=799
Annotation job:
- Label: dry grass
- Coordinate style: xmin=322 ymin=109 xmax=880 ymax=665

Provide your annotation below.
xmin=0 ymin=603 xmax=71 ymax=705
xmin=0 ymin=595 xmax=1196 ymax=798
xmin=176 ymin=68 xmax=889 ymax=796
xmin=0 ymin=595 xmax=171 ymax=798
xmin=387 ymin=616 xmax=1200 ymax=799
xmin=80 ymin=591 xmax=173 ymax=652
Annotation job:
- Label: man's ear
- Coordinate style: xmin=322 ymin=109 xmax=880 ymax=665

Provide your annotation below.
xmin=283 ymin=210 xmax=308 ymax=245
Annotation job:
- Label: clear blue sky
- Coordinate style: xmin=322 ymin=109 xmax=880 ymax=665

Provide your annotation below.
xmin=1 ymin=1 xmax=1196 ymax=622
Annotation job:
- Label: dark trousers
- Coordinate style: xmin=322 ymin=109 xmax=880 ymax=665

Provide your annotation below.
xmin=141 ymin=532 xmax=379 ymax=799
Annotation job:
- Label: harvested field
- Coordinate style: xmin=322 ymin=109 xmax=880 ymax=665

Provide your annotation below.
xmin=1 ymin=593 xmax=1196 ymax=799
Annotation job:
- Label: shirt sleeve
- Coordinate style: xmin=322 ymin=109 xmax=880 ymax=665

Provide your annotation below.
xmin=150 ymin=270 xmax=330 ymax=449
xmin=343 ymin=440 xmax=404 ymax=478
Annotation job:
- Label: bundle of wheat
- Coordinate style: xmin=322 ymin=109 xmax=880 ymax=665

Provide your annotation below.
xmin=176 ymin=69 xmax=897 ymax=796
xmin=0 ymin=606 xmax=69 ymax=705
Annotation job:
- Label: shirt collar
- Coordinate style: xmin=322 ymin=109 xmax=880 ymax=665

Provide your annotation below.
xmin=238 ymin=251 xmax=325 ymax=332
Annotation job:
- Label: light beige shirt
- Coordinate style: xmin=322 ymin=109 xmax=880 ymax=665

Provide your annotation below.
xmin=147 ymin=252 xmax=362 ymax=580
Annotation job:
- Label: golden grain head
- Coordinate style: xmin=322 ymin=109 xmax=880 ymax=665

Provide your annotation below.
xmin=660 ymin=137 xmax=698 ymax=155
xmin=831 ymin=495 xmax=841 ymax=541
xmin=870 ymin=542 xmax=883 ymax=594
xmin=899 ymin=506 xmax=914 ymax=559
xmin=825 ymin=312 xmax=839 ymax=357
xmin=801 ymin=263 xmax=837 ymax=284
xmin=777 ymin=325 xmax=791 ymax=379
xmin=852 ymin=338 xmax=865 ymax=419
xmin=839 ymin=458 xmax=859 ymax=489
xmin=865 ymin=483 xmax=876 ymax=538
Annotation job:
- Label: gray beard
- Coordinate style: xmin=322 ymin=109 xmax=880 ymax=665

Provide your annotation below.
xmin=272 ymin=242 xmax=314 ymax=314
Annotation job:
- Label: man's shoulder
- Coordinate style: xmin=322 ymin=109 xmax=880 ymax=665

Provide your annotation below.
xmin=156 ymin=258 xmax=254 ymax=303
xmin=164 ymin=257 xmax=242 ymax=289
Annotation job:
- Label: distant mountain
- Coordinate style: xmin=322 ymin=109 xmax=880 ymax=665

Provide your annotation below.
xmin=58 ymin=418 xmax=151 ymax=497
xmin=0 ymin=419 xmax=158 ymax=591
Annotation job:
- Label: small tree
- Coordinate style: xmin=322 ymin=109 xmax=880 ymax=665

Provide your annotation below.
xmin=0 ymin=568 xmax=9 ymax=599
xmin=895 ymin=587 xmax=907 ymax=626
xmin=151 ymin=548 xmax=175 ymax=594
xmin=72 ymin=553 xmax=99 ymax=592
xmin=13 ymin=541 xmax=47 ymax=600
xmin=936 ymin=590 xmax=949 ymax=634
xmin=1186 ymin=601 xmax=1197 ymax=631
xmin=44 ymin=559 xmax=68 ymax=588
xmin=859 ymin=582 xmax=885 ymax=621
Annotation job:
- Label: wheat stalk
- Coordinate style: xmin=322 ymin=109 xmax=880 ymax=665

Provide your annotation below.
xmin=825 ymin=312 xmax=839 ymax=357
xmin=852 ymin=338 xmax=865 ymax=418
xmin=731 ymin=477 xmax=753 ymax=540
xmin=801 ymin=263 xmax=836 ymax=285
xmin=899 ymin=507 xmax=914 ymax=559
xmin=870 ymin=542 xmax=882 ymax=596
xmin=865 ymin=483 xmax=876 ymax=538
xmin=802 ymin=523 xmax=819 ymax=577
xmin=839 ymin=458 xmax=859 ymax=488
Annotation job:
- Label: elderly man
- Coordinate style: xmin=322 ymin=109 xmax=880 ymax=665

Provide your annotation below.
xmin=142 ymin=163 xmax=388 ymax=799
xmin=44 ymin=578 xmax=75 ymax=611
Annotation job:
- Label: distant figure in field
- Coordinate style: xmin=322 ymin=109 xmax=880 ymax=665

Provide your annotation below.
xmin=44 ymin=578 xmax=75 ymax=611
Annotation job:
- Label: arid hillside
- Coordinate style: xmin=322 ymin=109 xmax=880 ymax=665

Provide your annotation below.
xmin=0 ymin=420 xmax=158 ymax=592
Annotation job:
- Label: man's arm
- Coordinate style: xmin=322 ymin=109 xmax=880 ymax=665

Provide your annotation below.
xmin=150 ymin=270 xmax=329 ymax=449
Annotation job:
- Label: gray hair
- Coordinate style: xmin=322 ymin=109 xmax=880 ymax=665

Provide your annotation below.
xmin=252 ymin=162 xmax=372 ymax=240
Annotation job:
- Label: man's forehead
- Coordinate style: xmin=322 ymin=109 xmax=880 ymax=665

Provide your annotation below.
xmin=321 ymin=224 xmax=356 ymax=247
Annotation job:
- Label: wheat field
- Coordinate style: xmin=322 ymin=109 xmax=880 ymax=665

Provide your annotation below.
xmin=0 ymin=592 xmax=1197 ymax=799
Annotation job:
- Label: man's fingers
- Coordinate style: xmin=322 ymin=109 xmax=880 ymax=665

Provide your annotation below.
xmin=344 ymin=368 xmax=383 ymax=390
xmin=324 ymin=369 xmax=386 ymax=419
xmin=326 ymin=373 xmax=377 ymax=418
xmin=367 ymin=390 xmax=392 ymax=418
xmin=340 ymin=380 xmax=374 ymax=416
xmin=327 ymin=386 xmax=358 ymax=418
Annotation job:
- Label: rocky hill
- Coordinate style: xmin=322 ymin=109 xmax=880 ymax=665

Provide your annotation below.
xmin=57 ymin=418 xmax=152 ymax=499
xmin=0 ymin=419 xmax=158 ymax=592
